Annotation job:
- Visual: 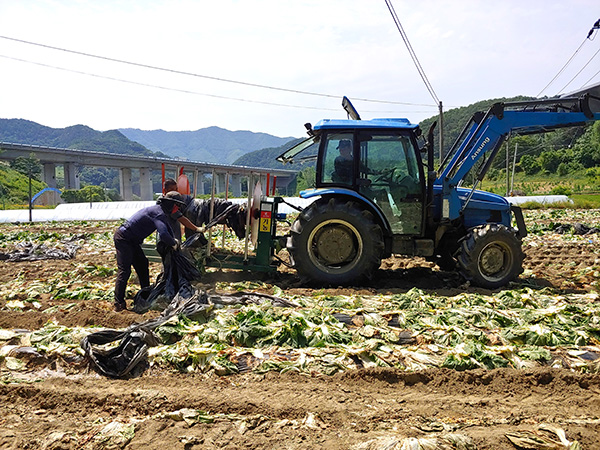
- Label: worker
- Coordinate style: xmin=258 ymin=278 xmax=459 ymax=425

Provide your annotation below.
xmin=163 ymin=178 xmax=192 ymax=207
xmin=163 ymin=178 xmax=247 ymax=241
xmin=160 ymin=185 xmax=205 ymax=240
xmin=332 ymin=139 xmax=354 ymax=183
xmin=163 ymin=179 xmax=205 ymax=239
xmin=113 ymin=195 xmax=186 ymax=312
xmin=333 ymin=139 xmax=379 ymax=184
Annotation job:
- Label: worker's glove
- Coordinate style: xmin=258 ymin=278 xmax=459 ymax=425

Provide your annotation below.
xmin=172 ymin=240 xmax=180 ymax=251
xmin=196 ymin=226 xmax=206 ymax=234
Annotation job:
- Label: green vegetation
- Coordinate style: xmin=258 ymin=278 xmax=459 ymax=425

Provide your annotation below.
xmin=233 ymin=138 xmax=304 ymax=170
xmin=0 ymin=119 xmax=165 ymax=157
xmin=570 ymin=194 xmax=600 ymax=208
xmin=296 ymin=166 xmax=316 ymax=192
xmin=0 ymin=162 xmax=46 ymax=207
xmin=60 ymin=185 xmax=120 ymax=203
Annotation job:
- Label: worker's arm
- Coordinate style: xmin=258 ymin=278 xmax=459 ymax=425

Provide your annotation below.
xmin=154 ymin=220 xmax=177 ymax=248
xmin=178 ymin=216 xmax=205 ymax=233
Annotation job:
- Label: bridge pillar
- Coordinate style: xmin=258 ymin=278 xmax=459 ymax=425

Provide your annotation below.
xmin=231 ymin=174 xmax=242 ymax=197
xmin=139 ymin=167 xmax=153 ymax=201
xmin=64 ymin=163 xmax=80 ymax=190
xmin=43 ymin=163 xmax=57 ymax=188
xmin=119 ymin=168 xmax=133 ymax=201
xmin=216 ymin=173 xmax=226 ymax=195
xmin=40 ymin=163 xmax=61 ymax=205
xmin=196 ymin=174 xmax=205 ymax=196
xmin=211 ymin=173 xmax=219 ymax=195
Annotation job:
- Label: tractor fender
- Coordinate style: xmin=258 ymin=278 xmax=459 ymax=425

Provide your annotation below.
xmin=299 ymin=187 xmax=392 ymax=236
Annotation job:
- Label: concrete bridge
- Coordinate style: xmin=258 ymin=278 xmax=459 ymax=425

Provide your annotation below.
xmin=0 ymin=142 xmax=297 ymax=201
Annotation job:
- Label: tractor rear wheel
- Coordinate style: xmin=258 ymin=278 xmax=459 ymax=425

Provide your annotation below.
xmin=289 ymin=198 xmax=384 ymax=285
xmin=456 ymin=224 xmax=524 ymax=289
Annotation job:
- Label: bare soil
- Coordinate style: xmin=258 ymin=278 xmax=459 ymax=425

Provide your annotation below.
xmin=0 ymin=220 xmax=599 ymax=449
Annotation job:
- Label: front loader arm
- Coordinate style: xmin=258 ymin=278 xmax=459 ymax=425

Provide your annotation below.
xmin=436 ymin=92 xmax=600 ymax=221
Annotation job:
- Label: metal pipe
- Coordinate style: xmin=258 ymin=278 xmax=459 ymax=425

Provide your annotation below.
xmin=222 ymin=173 xmax=229 ymax=248
xmin=244 ymin=174 xmax=253 ymax=261
xmin=207 ymin=169 xmax=216 ymax=257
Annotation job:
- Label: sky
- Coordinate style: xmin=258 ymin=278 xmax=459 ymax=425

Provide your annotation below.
xmin=0 ymin=0 xmax=598 ymax=139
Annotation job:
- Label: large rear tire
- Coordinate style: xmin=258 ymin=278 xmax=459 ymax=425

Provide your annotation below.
xmin=288 ymin=198 xmax=384 ymax=285
xmin=456 ymin=224 xmax=524 ymax=289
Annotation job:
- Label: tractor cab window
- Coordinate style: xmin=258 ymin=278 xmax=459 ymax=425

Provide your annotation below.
xmin=357 ymin=133 xmax=424 ymax=235
xmin=320 ymin=133 xmax=355 ymax=186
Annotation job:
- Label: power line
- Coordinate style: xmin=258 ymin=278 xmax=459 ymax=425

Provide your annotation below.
xmin=536 ymin=39 xmax=587 ymax=97
xmin=582 ymin=67 xmax=600 ymax=87
xmin=0 ymin=54 xmax=338 ymax=111
xmin=0 ymin=53 xmax=439 ymax=116
xmin=537 ymin=18 xmax=600 ymax=97
xmin=0 ymin=34 xmax=436 ymax=108
xmin=558 ymin=46 xmax=600 ymax=94
xmin=383 ymin=0 xmax=440 ymax=105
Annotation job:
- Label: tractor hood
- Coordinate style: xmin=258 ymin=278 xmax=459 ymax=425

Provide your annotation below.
xmin=433 ymin=185 xmax=512 ymax=229
xmin=457 ymin=186 xmax=509 ymax=209
xmin=433 ymin=185 xmax=509 ymax=209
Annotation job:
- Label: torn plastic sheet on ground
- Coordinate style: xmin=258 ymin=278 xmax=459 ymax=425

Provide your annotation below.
xmin=552 ymin=222 xmax=600 ymax=235
xmin=0 ymin=241 xmax=79 ymax=261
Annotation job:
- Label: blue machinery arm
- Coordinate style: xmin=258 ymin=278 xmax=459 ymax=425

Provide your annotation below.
xmin=436 ymin=89 xmax=600 ymax=221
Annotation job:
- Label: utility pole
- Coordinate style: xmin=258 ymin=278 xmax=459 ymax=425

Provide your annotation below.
xmin=438 ymin=101 xmax=444 ymax=165
xmin=28 ymin=166 xmax=32 ymax=222
xmin=505 ymin=136 xmax=510 ymax=197
xmin=511 ymin=142 xmax=518 ymax=195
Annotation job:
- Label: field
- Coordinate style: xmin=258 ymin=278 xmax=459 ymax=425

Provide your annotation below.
xmin=0 ymin=209 xmax=599 ymax=449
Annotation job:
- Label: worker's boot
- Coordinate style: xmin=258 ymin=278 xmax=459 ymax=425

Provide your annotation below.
xmin=113 ymin=301 xmax=128 ymax=312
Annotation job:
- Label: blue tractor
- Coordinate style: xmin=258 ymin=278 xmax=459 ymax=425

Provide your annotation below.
xmin=277 ymin=85 xmax=600 ymax=288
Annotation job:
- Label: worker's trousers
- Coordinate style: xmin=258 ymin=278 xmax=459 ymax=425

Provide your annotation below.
xmin=113 ymin=228 xmax=151 ymax=306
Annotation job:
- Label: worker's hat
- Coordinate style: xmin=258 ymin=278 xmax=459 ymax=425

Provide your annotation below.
xmin=157 ymin=191 xmax=187 ymax=214
xmin=337 ymin=139 xmax=352 ymax=149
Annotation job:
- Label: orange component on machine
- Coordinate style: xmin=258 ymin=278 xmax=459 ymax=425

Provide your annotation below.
xmin=177 ymin=174 xmax=190 ymax=195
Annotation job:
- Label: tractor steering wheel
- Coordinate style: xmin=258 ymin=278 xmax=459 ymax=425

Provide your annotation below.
xmin=374 ymin=167 xmax=396 ymax=183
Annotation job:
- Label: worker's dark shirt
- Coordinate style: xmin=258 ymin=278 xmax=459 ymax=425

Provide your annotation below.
xmin=118 ymin=204 xmax=177 ymax=247
xmin=168 ymin=195 xmax=195 ymax=240
xmin=334 ymin=156 xmax=353 ymax=183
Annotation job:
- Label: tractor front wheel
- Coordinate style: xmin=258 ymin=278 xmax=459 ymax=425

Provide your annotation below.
xmin=288 ymin=199 xmax=384 ymax=285
xmin=456 ymin=224 xmax=524 ymax=289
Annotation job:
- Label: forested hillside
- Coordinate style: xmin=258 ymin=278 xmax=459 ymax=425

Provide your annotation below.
xmin=419 ymin=96 xmax=598 ymax=176
xmin=233 ymin=138 xmax=304 ymax=169
xmin=420 ymin=96 xmax=533 ymax=159
xmin=119 ymin=126 xmax=297 ymax=164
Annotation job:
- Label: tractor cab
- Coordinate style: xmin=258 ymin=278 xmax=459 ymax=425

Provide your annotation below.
xmin=278 ymin=118 xmax=427 ymax=237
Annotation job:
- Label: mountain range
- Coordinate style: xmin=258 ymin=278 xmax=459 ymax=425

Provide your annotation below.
xmin=119 ymin=126 xmax=297 ymax=164
xmin=0 ymin=119 xmax=162 ymax=157
xmin=0 ymin=119 xmax=298 ymax=165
